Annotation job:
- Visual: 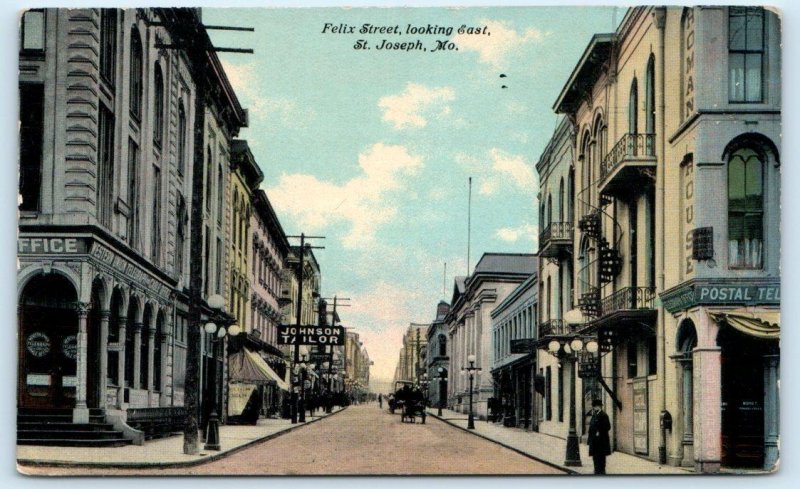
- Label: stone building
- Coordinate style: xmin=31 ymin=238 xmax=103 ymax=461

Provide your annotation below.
xmin=550 ymin=6 xmax=780 ymax=471
xmin=447 ymin=253 xmax=537 ymax=418
xmin=425 ymin=301 xmax=450 ymax=408
xmin=17 ymin=8 xmax=246 ymax=444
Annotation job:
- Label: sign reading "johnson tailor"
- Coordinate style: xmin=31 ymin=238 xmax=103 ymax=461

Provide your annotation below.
xmin=278 ymin=325 xmax=345 ymax=345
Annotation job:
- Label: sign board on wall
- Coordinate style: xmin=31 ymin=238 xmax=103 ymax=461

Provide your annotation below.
xmin=277 ymin=325 xmax=345 ymax=346
xmin=633 ymin=380 xmax=649 ymax=455
xmin=661 ymin=281 xmax=781 ymax=313
xmin=510 ymin=338 xmax=536 ymax=354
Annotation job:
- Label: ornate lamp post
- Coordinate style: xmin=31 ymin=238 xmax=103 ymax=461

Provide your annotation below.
xmin=437 ymin=367 xmax=446 ymax=416
xmin=201 ymin=294 xmax=240 ymax=451
xmin=461 ymin=354 xmax=481 ymax=429
xmin=547 ymin=334 xmax=599 ymax=467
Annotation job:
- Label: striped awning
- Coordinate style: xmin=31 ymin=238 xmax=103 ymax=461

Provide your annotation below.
xmin=708 ymin=309 xmax=780 ymax=340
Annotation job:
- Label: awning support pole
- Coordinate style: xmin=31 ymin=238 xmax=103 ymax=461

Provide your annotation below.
xmin=597 ymin=375 xmax=622 ymax=410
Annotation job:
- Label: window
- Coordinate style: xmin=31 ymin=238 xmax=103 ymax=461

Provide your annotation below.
xmin=559 ymin=178 xmax=564 ymax=222
xmin=558 ymin=364 xmax=564 ymax=422
xmin=177 ymin=104 xmax=187 ymax=176
xmin=19 ymin=84 xmax=44 ymax=211
xmin=151 ymin=164 xmax=162 ymax=262
xmin=545 ymin=366 xmax=552 ymax=421
xmin=729 ymin=7 xmax=764 ymax=102
xmin=153 ymin=63 xmax=164 ymax=147
xmin=140 ymin=320 xmax=149 ymax=389
xmin=204 ymin=227 xmax=210 ymax=296
xmin=629 ymin=78 xmax=639 ymax=135
xmin=176 ymin=194 xmax=186 ymax=275
xmin=127 ymin=139 xmax=140 ymax=247
xmin=124 ymin=314 xmax=135 ymax=387
xmin=205 ymin=145 xmax=212 ymax=211
xmin=153 ymin=316 xmax=162 ymax=392
xmin=647 ymin=335 xmax=658 ymax=375
xmin=216 ymin=237 xmax=223 ymax=294
xmin=728 ymin=148 xmax=764 ymax=268
xmin=129 ymin=28 xmax=143 ymax=120
xmin=97 ymin=104 xmax=115 ymax=226
xmin=438 ymin=334 xmax=447 ymax=357
xmin=645 ymin=56 xmax=656 ymax=135
xmin=217 ymin=165 xmax=224 ymax=225
xmin=627 ymin=341 xmax=638 ymax=378
xmin=547 ymin=194 xmax=552 ymax=227
xmin=99 ymin=9 xmax=116 ymax=85
xmin=21 ymin=9 xmax=45 ymax=52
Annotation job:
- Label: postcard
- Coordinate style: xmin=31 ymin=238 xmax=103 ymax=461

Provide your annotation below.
xmin=15 ymin=4 xmax=781 ymax=476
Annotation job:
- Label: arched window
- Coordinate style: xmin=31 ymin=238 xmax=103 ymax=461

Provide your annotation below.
xmin=559 ymin=177 xmax=565 ymax=222
xmin=645 ymin=56 xmax=656 ymax=135
xmin=438 ymin=334 xmax=447 ymax=357
xmin=728 ymin=148 xmax=764 ymax=268
xmin=153 ymin=62 xmax=164 ymax=147
xmin=177 ymin=103 xmax=187 ymax=176
xmin=176 ymin=194 xmax=187 ymax=275
xmin=567 ymin=167 xmax=574 ymax=224
xmin=129 ymin=27 xmax=143 ymax=120
xmin=629 ymin=78 xmax=639 ymax=135
xmin=547 ymin=194 xmax=552 ymax=228
xmin=217 ymin=165 xmax=224 ymax=224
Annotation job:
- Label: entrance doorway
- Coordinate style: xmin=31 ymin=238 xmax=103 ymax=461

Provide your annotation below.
xmin=718 ymin=326 xmax=776 ymax=468
xmin=18 ymin=274 xmax=79 ymax=409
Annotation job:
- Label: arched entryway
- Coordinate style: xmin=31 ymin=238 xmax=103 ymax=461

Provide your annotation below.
xmin=676 ymin=318 xmax=697 ymax=467
xmin=18 ymin=273 xmax=79 ymax=409
xmin=86 ymin=278 xmax=106 ymax=408
xmin=717 ymin=324 xmax=778 ymax=468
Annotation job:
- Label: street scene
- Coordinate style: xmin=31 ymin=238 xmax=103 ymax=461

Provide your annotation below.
xmin=16 ymin=5 xmax=780 ymax=477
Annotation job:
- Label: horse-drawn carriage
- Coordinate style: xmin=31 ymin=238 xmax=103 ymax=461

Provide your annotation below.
xmin=389 ymin=380 xmax=426 ymax=424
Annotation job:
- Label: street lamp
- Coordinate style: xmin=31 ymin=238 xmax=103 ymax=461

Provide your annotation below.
xmin=548 ymin=335 xmax=599 ymax=467
xmin=437 ymin=367 xmax=446 ymax=416
xmin=461 ymin=354 xmax=481 ymax=429
xmin=202 ymin=294 xmax=238 ymax=451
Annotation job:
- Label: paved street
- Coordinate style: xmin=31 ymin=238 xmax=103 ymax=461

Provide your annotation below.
xmin=22 ymin=404 xmax=565 ymax=476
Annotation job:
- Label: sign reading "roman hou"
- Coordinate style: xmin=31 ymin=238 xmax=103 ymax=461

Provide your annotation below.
xmin=278 ymin=325 xmax=345 ymax=345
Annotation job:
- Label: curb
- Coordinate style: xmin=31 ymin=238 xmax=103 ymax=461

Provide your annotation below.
xmin=17 ymin=407 xmax=348 ymax=470
xmin=427 ymin=410 xmax=578 ymax=475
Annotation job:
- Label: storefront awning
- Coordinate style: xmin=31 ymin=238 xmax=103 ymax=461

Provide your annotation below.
xmin=708 ymin=309 xmax=780 ymax=340
xmin=229 ymin=348 xmax=290 ymax=391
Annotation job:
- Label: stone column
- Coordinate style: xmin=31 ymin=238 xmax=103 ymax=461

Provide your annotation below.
xmin=147 ymin=321 xmax=156 ymax=405
xmin=73 ymin=302 xmax=91 ymax=423
xmin=678 ymin=354 xmax=695 ymax=467
xmin=117 ymin=316 xmax=127 ymax=408
xmin=693 ymin=345 xmax=721 ymax=473
xmin=161 ymin=318 xmax=173 ymax=406
xmin=99 ymin=310 xmax=110 ymax=409
xmin=133 ymin=321 xmax=143 ymax=392
xmin=763 ymin=354 xmax=780 ymax=471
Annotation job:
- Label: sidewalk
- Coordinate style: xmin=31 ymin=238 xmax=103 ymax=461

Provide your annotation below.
xmin=17 ymin=407 xmax=345 ymax=469
xmin=429 ymin=408 xmax=690 ymax=475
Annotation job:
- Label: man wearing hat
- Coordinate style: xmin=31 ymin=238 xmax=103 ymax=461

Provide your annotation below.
xmin=587 ymin=398 xmax=611 ymax=474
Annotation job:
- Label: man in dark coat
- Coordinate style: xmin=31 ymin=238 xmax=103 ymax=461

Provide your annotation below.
xmin=587 ymin=398 xmax=611 ymax=474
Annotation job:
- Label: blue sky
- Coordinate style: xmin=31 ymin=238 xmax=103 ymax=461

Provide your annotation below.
xmin=205 ymin=7 xmax=620 ymax=383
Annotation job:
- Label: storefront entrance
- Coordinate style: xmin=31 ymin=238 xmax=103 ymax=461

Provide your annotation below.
xmin=719 ymin=326 xmax=776 ymax=468
xmin=18 ymin=274 xmax=79 ymax=409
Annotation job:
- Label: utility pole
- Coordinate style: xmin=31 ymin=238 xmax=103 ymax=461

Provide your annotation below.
xmin=159 ymin=10 xmax=252 ymax=455
xmin=286 ymin=233 xmax=324 ymax=423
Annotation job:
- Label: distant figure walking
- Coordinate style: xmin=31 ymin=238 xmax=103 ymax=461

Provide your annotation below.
xmin=587 ymin=398 xmax=611 ymax=475
xmin=378 ymin=394 xmax=383 ymax=409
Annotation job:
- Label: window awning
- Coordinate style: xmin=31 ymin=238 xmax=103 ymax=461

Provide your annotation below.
xmin=229 ymin=348 xmax=290 ymax=391
xmin=708 ymin=309 xmax=780 ymax=340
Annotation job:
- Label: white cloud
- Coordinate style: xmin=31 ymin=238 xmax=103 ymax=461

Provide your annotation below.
xmin=458 ymin=148 xmax=537 ymax=196
xmin=266 ymin=143 xmax=423 ymax=249
xmin=495 ymin=223 xmax=538 ymax=244
xmin=378 ymin=83 xmax=455 ymax=129
xmin=453 ymin=20 xmax=548 ymax=69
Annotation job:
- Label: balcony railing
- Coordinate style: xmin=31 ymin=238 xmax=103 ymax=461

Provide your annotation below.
xmin=600 ymin=133 xmax=655 ymax=181
xmin=539 ymin=221 xmax=573 ymax=244
xmin=600 ymin=286 xmax=656 ymax=316
xmin=538 ymin=319 xmax=575 ymax=338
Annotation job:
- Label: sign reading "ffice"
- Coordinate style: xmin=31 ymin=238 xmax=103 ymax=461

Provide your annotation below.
xmin=278 ymin=325 xmax=345 ymax=345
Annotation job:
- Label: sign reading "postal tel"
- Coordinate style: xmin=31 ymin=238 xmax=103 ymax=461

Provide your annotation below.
xmin=278 ymin=325 xmax=345 ymax=345
xmin=661 ymin=281 xmax=780 ymax=313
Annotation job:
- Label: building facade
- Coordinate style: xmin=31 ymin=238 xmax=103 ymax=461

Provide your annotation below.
xmin=447 ymin=253 xmax=537 ymax=418
xmin=549 ymin=6 xmax=781 ymax=472
xmin=17 ymin=8 xmax=247 ymax=441
xmin=490 ymin=272 xmax=538 ymax=430
xmin=425 ymin=301 xmax=450 ymax=408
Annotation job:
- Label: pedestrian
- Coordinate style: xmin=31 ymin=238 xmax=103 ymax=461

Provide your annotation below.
xmin=378 ymin=393 xmax=383 ymax=409
xmin=587 ymin=398 xmax=611 ymax=475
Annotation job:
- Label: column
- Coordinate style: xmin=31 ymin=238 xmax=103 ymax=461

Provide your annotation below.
xmin=133 ymin=321 xmax=143 ymax=392
xmin=679 ymin=356 xmax=695 ymax=467
xmin=99 ymin=310 xmax=110 ymax=409
xmin=147 ymin=321 xmax=156 ymax=405
xmin=692 ymin=345 xmax=721 ymax=473
xmin=73 ymin=302 xmax=91 ymax=423
xmin=763 ymin=354 xmax=779 ymax=471
xmin=161 ymin=316 xmax=173 ymax=406
xmin=117 ymin=316 xmax=127 ymax=408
